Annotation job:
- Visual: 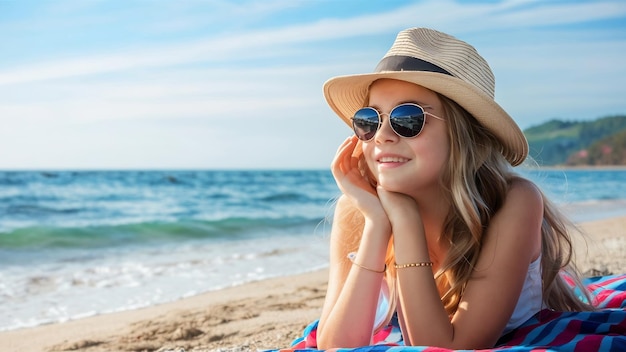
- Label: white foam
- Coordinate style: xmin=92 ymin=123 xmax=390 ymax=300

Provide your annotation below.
xmin=0 ymin=231 xmax=330 ymax=332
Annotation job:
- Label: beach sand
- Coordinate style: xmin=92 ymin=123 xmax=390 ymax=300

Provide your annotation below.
xmin=2 ymin=215 xmax=625 ymax=352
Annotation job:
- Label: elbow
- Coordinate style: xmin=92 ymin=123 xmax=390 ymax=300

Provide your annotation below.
xmin=315 ymin=335 xmax=333 ymax=350
xmin=315 ymin=330 xmax=331 ymax=350
xmin=315 ymin=325 xmax=336 ymax=349
xmin=315 ymin=333 xmax=345 ymax=350
xmin=316 ymin=329 xmax=370 ymax=350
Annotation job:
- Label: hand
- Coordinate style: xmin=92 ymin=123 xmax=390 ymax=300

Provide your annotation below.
xmin=331 ymin=137 xmax=388 ymax=224
xmin=377 ymin=186 xmax=422 ymax=228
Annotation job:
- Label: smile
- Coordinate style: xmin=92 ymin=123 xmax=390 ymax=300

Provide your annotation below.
xmin=377 ymin=156 xmax=411 ymax=163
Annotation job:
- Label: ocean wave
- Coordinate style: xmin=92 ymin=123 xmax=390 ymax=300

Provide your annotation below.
xmin=0 ymin=216 xmax=324 ymax=249
xmin=257 ymin=192 xmax=313 ymax=203
xmin=5 ymin=204 xmax=83 ymax=216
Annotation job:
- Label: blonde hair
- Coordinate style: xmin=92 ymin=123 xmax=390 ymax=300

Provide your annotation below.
xmin=338 ymin=91 xmax=593 ymax=331
xmin=435 ymin=94 xmax=593 ymax=315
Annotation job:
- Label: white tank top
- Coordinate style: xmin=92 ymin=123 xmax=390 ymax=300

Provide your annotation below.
xmin=374 ymin=255 xmax=544 ymax=335
xmin=502 ymin=255 xmax=544 ymax=333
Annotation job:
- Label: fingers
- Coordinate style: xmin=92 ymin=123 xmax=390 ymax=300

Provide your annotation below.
xmin=331 ymin=136 xmax=358 ymax=178
xmin=377 ymin=186 xmax=420 ymax=224
xmin=331 ymin=137 xmax=377 ymax=198
xmin=377 ymin=186 xmax=408 ymax=204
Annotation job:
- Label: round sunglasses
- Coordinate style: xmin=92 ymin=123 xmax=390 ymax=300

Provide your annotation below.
xmin=351 ymin=103 xmax=445 ymax=141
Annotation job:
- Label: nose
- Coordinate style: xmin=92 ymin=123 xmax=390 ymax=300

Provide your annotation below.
xmin=373 ymin=114 xmax=399 ymax=144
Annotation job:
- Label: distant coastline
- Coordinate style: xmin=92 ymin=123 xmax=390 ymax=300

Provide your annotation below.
xmin=524 ymin=115 xmax=626 ymax=166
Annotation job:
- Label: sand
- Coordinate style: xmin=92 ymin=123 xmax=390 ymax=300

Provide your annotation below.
xmin=2 ymin=215 xmax=625 ymax=352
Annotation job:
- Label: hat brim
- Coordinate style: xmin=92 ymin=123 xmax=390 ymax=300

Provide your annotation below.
xmin=323 ymin=71 xmax=528 ymax=166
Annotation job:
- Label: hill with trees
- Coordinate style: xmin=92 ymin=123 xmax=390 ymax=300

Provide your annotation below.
xmin=523 ymin=115 xmax=626 ymax=166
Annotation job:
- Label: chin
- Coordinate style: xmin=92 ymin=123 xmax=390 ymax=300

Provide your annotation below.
xmin=376 ymin=176 xmax=407 ymax=193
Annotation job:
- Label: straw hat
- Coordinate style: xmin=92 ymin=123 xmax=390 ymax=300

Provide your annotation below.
xmin=323 ymin=27 xmax=528 ymax=166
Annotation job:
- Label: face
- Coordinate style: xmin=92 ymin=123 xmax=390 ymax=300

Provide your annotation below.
xmin=361 ymin=79 xmax=450 ymax=197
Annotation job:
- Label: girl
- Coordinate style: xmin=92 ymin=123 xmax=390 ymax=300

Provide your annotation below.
xmin=316 ymin=27 xmax=592 ymax=350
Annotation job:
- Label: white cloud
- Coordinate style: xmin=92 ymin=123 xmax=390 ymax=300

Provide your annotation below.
xmin=0 ymin=0 xmax=624 ymax=168
xmin=489 ymin=1 xmax=626 ymax=26
xmin=0 ymin=63 xmax=334 ymax=126
xmin=2 ymin=0 xmax=624 ymax=86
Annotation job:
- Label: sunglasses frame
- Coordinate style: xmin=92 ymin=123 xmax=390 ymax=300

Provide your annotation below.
xmin=351 ymin=103 xmax=445 ymax=141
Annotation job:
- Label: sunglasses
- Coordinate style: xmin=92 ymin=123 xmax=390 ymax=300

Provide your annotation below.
xmin=351 ymin=103 xmax=444 ymax=141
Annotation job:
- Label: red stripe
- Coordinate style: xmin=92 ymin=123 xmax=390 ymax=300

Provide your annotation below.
xmin=548 ymin=318 xmax=580 ymax=345
xmin=573 ymin=335 xmax=603 ymax=352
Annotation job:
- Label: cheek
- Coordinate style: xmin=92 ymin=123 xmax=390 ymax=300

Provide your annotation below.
xmin=421 ymin=124 xmax=450 ymax=158
xmin=427 ymin=139 xmax=450 ymax=170
xmin=432 ymin=146 xmax=450 ymax=176
xmin=426 ymin=136 xmax=450 ymax=160
xmin=409 ymin=132 xmax=450 ymax=179
xmin=436 ymin=134 xmax=451 ymax=162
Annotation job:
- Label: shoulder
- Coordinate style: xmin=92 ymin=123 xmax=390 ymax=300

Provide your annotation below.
xmin=508 ymin=176 xmax=542 ymax=198
xmin=503 ymin=177 xmax=544 ymax=214
xmin=487 ymin=177 xmax=544 ymax=259
xmin=499 ymin=176 xmax=545 ymax=226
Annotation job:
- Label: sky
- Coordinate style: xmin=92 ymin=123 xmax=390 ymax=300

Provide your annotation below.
xmin=1 ymin=0 xmax=625 ymax=170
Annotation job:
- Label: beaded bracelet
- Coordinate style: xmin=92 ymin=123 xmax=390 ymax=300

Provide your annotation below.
xmin=394 ymin=261 xmax=433 ymax=269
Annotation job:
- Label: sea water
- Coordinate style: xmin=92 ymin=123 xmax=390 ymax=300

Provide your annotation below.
xmin=0 ymin=169 xmax=625 ymax=331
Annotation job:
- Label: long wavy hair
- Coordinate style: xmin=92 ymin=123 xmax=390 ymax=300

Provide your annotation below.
xmin=338 ymin=90 xmax=593 ymax=331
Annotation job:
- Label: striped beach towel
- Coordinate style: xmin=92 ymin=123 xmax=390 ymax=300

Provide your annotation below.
xmin=280 ymin=274 xmax=626 ymax=352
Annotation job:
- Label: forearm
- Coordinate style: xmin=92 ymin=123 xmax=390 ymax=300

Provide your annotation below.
xmin=317 ymin=220 xmax=390 ymax=348
xmin=393 ymin=218 xmax=454 ymax=347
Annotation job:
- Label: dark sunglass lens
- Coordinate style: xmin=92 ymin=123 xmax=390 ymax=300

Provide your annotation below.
xmin=389 ymin=104 xmax=425 ymax=137
xmin=352 ymin=108 xmax=379 ymax=140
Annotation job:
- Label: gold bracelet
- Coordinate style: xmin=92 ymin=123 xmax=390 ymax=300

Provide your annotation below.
xmin=394 ymin=261 xmax=433 ymax=269
xmin=352 ymin=261 xmax=386 ymax=273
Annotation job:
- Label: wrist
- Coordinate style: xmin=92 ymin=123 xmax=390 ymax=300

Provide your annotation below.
xmin=363 ymin=216 xmax=391 ymax=238
xmin=388 ymin=215 xmax=423 ymax=232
